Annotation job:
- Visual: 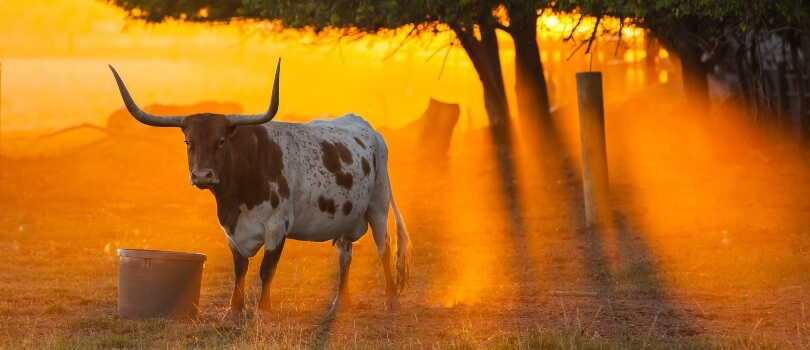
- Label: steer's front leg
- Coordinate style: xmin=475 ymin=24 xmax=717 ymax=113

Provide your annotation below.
xmin=224 ymin=246 xmax=249 ymax=321
xmin=257 ymin=236 xmax=286 ymax=317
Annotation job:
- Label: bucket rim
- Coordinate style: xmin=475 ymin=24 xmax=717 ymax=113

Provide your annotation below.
xmin=117 ymin=248 xmax=207 ymax=262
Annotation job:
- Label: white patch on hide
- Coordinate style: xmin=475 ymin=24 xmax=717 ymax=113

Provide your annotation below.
xmin=226 ymin=201 xmax=275 ymax=258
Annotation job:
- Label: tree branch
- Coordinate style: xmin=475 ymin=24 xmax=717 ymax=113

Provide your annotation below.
xmin=614 ymin=19 xmax=623 ymax=56
xmin=566 ymin=39 xmax=589 ymax=61
xmin=564 ymin=15 xmax=586 ymax=42
xmin=382 ymin=24 xmax=420 ymax=61
xmin=437 ymin=39 xmax=455 ymax=80
xmin=585 ymin=16 xmax=601 ymax=54
xmin=426 ymin=40 xmax=454 ymax=62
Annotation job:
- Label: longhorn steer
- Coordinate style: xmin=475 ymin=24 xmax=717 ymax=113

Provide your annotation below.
xmin=109 ymin=59 xmax=411 ymax=317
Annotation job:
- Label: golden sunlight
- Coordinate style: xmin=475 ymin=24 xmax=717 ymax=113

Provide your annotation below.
xmin=3 ymin=0 xmax=810 ymax=348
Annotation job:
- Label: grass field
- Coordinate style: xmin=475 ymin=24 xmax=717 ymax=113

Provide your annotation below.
xmin=1 ymin=106 xmax=809 ymax=349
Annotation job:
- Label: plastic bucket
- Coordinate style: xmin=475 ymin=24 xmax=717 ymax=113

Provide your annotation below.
xmin=117 ymin=249 xmax=206 ymax=320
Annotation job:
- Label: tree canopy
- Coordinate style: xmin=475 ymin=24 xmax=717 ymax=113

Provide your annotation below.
xmin=109 ymin=0 xmax=810 ymax=139
xmin=557 ymin=0 xmax=810 ymax=112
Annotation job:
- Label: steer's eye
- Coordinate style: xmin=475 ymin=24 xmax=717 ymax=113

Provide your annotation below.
xmin=218 ymin=138 xmax=226 ymax=148
xmin=184 ymin=140 xmax=191 ymax=149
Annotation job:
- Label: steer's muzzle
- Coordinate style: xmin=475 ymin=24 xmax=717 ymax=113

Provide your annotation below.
xmin=190 ymin=169 xmax=219 ymax=189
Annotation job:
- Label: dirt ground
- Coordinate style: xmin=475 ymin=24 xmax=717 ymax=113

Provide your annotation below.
xmin=1 ymin=108 xmax=809 ymax=348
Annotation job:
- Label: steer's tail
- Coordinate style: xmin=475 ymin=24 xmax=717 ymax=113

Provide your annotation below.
xmin=389 ymin=182 xmax=411 ymax=294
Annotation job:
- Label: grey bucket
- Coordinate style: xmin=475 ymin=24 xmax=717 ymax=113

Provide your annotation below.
xmin=117 ymin=249 xmax=206 ymax=320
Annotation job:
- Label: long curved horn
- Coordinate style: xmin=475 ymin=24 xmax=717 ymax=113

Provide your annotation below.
xmin=226 ymin=58 xmax=281 ymax=126
xmin=108 ymin=65 xmax=185 ymax=127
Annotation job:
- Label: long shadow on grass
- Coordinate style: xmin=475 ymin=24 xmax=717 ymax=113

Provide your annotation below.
xmin=556 ymin=106 xmax=695 ymax=336
xmin=542 ymin=108 xmax=699 ymax=337
xmin=308 ymin=310 xmax=336 ymax=349
xmin=479 ymin=125 xmax=547 ymax=312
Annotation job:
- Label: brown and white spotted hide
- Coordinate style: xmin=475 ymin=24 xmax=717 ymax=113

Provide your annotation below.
xmin=184 ymin=113 xmax=383 ymax=258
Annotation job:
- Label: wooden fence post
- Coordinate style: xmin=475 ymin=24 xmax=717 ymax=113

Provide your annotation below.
xmin=576 ymin=72 xmax=610 ymax=229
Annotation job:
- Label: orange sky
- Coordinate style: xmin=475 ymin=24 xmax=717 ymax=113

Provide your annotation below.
xmin=0 ymin=0 xmax=661 ymax=137
xmin=0 ymin=0 xmax=500 ymax=135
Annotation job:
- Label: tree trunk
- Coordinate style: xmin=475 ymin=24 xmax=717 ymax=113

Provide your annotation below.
xmin=506 ymin=7 xmax=552 ymax=145
xmin=801 ymin=29 xmax=810 ymax=141
xmin=789 ymin=31 xmax=806 ymax=139
xmin=749 ymin=35 xmax=765 ymax=118
xmin=453 ymin=23 xmax=512 ymax=146
xmin=657 ymin=17 xmax=711 ymax=114
xmin=735 ymin=46 xmax=753 ymax=117
xmin=677 ymin=43 xmax=711 ymax=113
xmin=480 ymin=23 xmax=508 ymax=111
xmin=645 ymin=36 xmax=659 ymax=86
xmin=657 ymin=25 xmax=712 ymax=159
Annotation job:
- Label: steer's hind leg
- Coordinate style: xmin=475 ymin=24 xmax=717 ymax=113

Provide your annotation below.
xmin=331 ymin=237 xmax=353 ymax=313
xmin=367 ymin=200 xmax=399 ymax=311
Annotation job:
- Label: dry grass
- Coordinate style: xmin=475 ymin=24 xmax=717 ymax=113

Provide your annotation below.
xmin=1 ymin=117 xmax=809 ymax=349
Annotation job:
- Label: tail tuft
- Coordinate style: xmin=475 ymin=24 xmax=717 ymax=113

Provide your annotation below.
xmin=389 ymin=185 xmax=411 ymax=294
xmin=394 ymin=219 xmax=411 ymax=294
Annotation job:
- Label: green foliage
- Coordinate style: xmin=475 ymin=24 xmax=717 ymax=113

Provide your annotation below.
xmin=239 ymin=0 xmax=409 ymax=32
xmin=106 ymin=0 xmax=555 ymax=36
xmin=559 ymin=0 xmax=809 ymax=35
xmin=107 ymin=0 xmax=452 ymax=35
xmin=106 ymin=0 xmax=242 ymax=22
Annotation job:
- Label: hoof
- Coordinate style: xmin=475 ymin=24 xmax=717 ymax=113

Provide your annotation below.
xmin=384 ymin=298 xmax=400 ymax=312
xmin=256 ymin=309 xmax=273 ymax=324
xmin=330 ymin=296 xmax=351 ymax=314
xmin=221 ymin=308 xmax=247 ymax=323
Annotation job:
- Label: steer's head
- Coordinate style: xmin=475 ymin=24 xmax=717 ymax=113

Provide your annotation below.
xmin=109 ymin=59 xmax=280 ymax=190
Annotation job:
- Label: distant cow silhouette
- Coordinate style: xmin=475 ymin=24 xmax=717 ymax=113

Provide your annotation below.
xmin=385 ymin=98 xmax=459 ymax=163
